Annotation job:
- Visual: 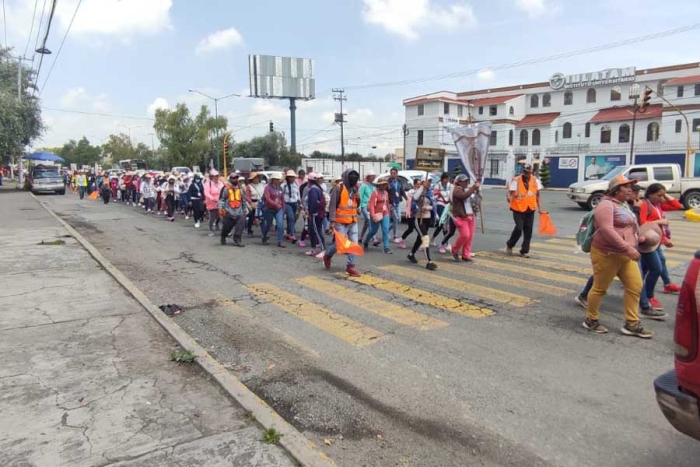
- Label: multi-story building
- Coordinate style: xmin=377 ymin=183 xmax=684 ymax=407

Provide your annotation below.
xmin=403 ymin=62 xmax=700 ymax=187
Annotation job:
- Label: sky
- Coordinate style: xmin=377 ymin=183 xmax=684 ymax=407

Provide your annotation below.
xmin=2 ymin=0 xmax=700 ymax=157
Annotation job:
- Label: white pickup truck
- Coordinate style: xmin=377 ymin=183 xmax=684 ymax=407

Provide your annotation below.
xmin=567 ymin=163 xmax=700 ymax=210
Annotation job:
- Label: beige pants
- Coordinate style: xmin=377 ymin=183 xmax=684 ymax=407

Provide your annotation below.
xmin=586 ymin=246 xmax=642 ymax=324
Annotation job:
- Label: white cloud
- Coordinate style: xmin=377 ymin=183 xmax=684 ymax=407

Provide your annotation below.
xmin=148 ymin=98 xmax=170 ymax=116
xmin=195 ymin=28 xmax=244 ymax=55
xmin=56 ymin=0 xmax=173 ymax=37
xmin=477 ymin=69 xmax=495 ymax=82
xmin=514 ymin=0 xmax=547 ymax=18
xmin=362 ymin=0 xmax=476 ymax=40
xmin=60 ymin=87 xmax=87 ymax=107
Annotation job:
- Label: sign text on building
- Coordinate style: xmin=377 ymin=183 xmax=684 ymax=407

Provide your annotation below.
xmin=549 ymin=67 xmax=636 ymax=90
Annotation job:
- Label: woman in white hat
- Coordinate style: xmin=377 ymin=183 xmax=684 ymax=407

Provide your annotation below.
xmin=261 ymin=172 xmax=286 ymax=247
xmin=161 ymin=176 xmax=181 ymax=221
xmin=282 ymin=169 xmax=301 ymax=243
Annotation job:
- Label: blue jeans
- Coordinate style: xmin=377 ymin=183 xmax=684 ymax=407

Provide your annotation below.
xmin=263 ymin=208 xmax=284 ymax=244
xmin=327 ymin=222 xmax=358 ymax=265
xmin=658 ymin=247 xmax=671 ymax=285
xmin=285 ymin=202 xmax=298 ymax=237
xmin=366 ymin=215 xmax=390 ymax=251
xmin=78 ymin=186 xmax=86 ymax=199
xmin=580 ymin=275 xmax=594 ymax=299
xmin=390 ymin=204 xmax=400 ymax=239
xmin=180 ymin=193 xmax=190 ymax=212
xmin=641 ymin=249 xmax=663 ymax=299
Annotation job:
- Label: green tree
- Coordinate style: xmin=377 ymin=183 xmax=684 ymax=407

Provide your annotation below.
xmin=539 ymin=159 xmax=551 ymax=187
xmin=54 ymin=137 xmax=102 ymax=167
xmin=452 ymin=164 xmax=462 ymax=179
xmin=0 ymin=47 xmax=45 ymax=163
xmin=232 ymin=132 xmax=290 ymax=168
xmin=102 ymin=133 xmax=136 ymax=163
xmin=154 ymin=103 xmax=227 ymax=169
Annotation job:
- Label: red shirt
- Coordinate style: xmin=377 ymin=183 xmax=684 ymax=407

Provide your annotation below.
xmin=639 ymin=198 xmax=683 ymax=244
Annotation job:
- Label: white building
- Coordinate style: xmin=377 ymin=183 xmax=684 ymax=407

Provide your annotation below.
xmin=403 ymin=62 xmax=700 ymax=186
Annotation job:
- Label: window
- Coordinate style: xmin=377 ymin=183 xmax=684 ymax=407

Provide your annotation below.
xmin=611 ymin=86 xmax=621 ymax=101
xmin=530 ymin=95 xmax=539 ymax=108
xmin=490 ymin=131 xmax=497 ymax=146
xmin=619 ymin=124 xmax=630 ymax=143
xmin=457 ymin=105 xmax=463 ymax=117
xmin=563 ymin=122 xmax=572 ymax=139
xmin=444 ymin=103 xmax=450 ymax=115
xmin=417 ymin=104 xmax=424 ymax=116
xmin=489 ymin=158 xmax=500 ymax=178
xmin=479 ymin=106 xmax=484 ymax=115
xmin=647 ymin=122 xmax=660 ymax=142
xmin=585 ymin=122 xmax=591 ymax=138
xmin=628 ymin=168 xmax=648 ymax=182
xmin=564 ymin=91 xmax=573 ymax=105
xmin=417 ymin=130 xmax=424 ymax=146
xmin=677 ymin=86 xmax=684 ymax=98
xmin=693 ymin=118 xmax=700 ymax=132
xmin=509 ymin=106 xmax=514 ymax=116
xmin=586 ymin=88 xmax=596 ymax=103
xmin=509 ymin=129 xmax=514 ymax=146
xmin=654 ymin=167 xmax=674 ymax=181
xmin=555 ymin=130 xmax=559 ymax=143
xmin=532 ymin=129 xmax=541 ymax=146
xmin=543 ymin=93 xmax=551 ymax=107
xmin=519 ymin=129 xmax=528 ymax=146
xmin=696 ymin=84 xmax=700 ymax=96
xmin=600 ymin=125 xmax=612 ymax=144
xmin=489 ymin=105 xmax=497 ymax=116
xmin=675 ymin=119 xmax=682 ymax=133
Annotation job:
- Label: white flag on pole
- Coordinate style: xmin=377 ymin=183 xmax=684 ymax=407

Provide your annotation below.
xmin=445 ymin=122 xmax=492 ymax=184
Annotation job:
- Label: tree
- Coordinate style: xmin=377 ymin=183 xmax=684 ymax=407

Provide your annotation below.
xmin=154 ymin=103 xmax=227 ymax=169
xmin=232 ymin=132 xmax=290 ymax=168
xmin=452 ymin=163 xmax=462 ymax=179
xmin=102 ymin=133 xmax=136 ymax=164
xmin=539 ymin=159 xmax=551 ymax=187
xmin=0 ymin=47 xmax=45 ymax=163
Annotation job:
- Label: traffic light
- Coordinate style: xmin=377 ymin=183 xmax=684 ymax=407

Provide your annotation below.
xmin=269 ymin=121 xmax=274 ymax=133
xmin=639 ymin=87 xmax=653 ymax=113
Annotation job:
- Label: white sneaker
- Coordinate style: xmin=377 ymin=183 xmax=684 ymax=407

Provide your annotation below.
xmin=185 ymin=216 xmax=189 ymax=220
xmin=393 ymin=237 xmax=401 ymax=244
xmin=195 ymin=222 xmax=200 ymax=229
xmin=315 ymin=250 xmax=326 ymax=259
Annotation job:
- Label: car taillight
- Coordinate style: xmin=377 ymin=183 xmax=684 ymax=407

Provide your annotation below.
xmin=674 ymin=255 xmax=700 ymax=362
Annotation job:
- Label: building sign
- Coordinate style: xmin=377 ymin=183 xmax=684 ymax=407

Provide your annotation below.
xmin=415 ymin=147 xmax=445 ymax=171
xmin=550 ymin=67 xmax=636 ymax=90
xmin=584 ymin=155 xmax=624 ymax=180
xmin=558 ymin=157 xmax=578 ymax=170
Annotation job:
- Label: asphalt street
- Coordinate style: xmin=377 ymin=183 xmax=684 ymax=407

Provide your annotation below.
xmin=41 ymin=188 xmax=700 ymax=467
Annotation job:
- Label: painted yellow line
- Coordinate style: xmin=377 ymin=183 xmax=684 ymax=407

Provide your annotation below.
xmin=475 ymin=252 xmax=593 ymax=280
xmin=542 ymin=239 xmax=684 ymax=265
xmin=528 ymin=248 xmax=597 ymax=265
xmin=436 ymin=261 xmax=576 ymax=296
xmin=663 ymin=246 xmax=699 ymax=255
xmin=295 ymin=277 xmax=448 ymax=331
xmin=247 ymin=284 xmax=384 ymax=347
xmin=380 ymin=265 xmax=532 ymax=307
xmin=344 ymin=274 xmax=493 ymax=318
xmin=530 ymin=242 xmax=581 ymax=253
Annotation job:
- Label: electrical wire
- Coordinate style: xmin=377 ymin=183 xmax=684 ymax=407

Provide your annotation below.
xmin=42 ymin=106 xmax=157 ymax=121
xmin=23 ymin=0 xmax=39 ymax=56
xmin=39 ymin=0 xmax=81 ymax=96
xmin=32 ymin=0 xmax=48 ymax=63
xmin=2 ymin=0 xmax=7 ymax=49
xmin=33 ymin=0 xmax=58 ymax=92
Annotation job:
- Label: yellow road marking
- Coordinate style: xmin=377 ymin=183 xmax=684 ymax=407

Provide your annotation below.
xmin=295 ymin=277 xmax=447 ymax=331
xmin=247 ymin=284 xmax=384 ymax=347
xmin=530 ymin=242 xmax=582 ymax=253
xmin=344 ymin=274 xmax=493 ymax=318
xmin=528 ymin=248 xmax=597 ymax=265
xmin=436 ymin=261 xmax=575 ymax=296
xmin=541 ymin=239 xmax=684 ymax=265
xmin=380 ymin=265 xmax=532 ymax=307
xmin=475 ymin=252 xmax=592 ymax=281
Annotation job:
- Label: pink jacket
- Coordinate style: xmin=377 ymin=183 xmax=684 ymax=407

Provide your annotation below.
xmin=368 ymin=189 xmax=389 ymax=220
xmin=204 ymin=179 xmax=224 ymax=210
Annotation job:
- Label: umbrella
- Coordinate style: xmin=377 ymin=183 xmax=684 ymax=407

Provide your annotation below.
xmin=23 ymin=152 xmax=65 ymax=163
xmin=387 ymin=162 xmax=402 ymax=170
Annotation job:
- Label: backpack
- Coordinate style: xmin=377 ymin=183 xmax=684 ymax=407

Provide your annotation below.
xmin=576 ymin=210 xmax=597 ymax=253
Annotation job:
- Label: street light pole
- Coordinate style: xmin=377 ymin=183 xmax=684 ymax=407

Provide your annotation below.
xmin=188 ymin=90 xmax=240 ymax=169
xmin=118 ymin=125 xmax=142 ymax=145
xmin=628 ymin=84 xmax=641 ymax=166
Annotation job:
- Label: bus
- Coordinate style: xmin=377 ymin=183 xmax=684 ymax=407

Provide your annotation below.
xmin=118 ymin=159 xmax=148 ymax=171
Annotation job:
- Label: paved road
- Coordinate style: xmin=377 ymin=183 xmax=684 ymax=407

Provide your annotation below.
xmin=40 ymin=189 xmax=700 ymax=467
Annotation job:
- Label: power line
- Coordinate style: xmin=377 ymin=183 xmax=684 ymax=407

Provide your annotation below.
xmin=334 ymin=23 xmax=700 ymax=92
xmin=33 ymin=0 xmax=58 ymax=92
xmin=39 ymin=0 xmax=81 ymax=96
xmin=2 ymin=0 xmax=7 ymax=48
xmin=23 ymin=0 xmax=39 ymax=56
xmin=42 ymin=106 xmax=156 ymax=121
xmin=32 ymin=0 xmax=48 ymax=65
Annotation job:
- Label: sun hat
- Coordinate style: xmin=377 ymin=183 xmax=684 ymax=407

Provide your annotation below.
xmin=229 ymin=172 xmax=239 ymax=179
xmin=270 ymin=172 xmax=284 ymax=180
xmin=608 ymin=174 xmax=638 ymax=192
xmin=168 ymin=176 xmax=176 ymax=181
xmin=285 ymin=169 xmax=297 ymax=178
xmin=307 ymin=172 xmax=318 ymax=181
xmin=209 ymin=169 xmax=219 ymax=177
xmin=374 ymin=177 xmax=389 ymax=186
xmin=248 ymin=172 xmax=260 ymax=181
xmin=366 ymin=170 xmax=376 ymax=178
xmin=638 ymin=223 xmax=662 ymax=254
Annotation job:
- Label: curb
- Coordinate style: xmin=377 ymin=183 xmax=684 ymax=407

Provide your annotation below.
xmin=31 ymin=194 xmax=336 ymax=467
xmin=686 ymin=208 xmax=700 ymax=223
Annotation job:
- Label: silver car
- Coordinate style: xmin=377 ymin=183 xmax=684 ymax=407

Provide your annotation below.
xmin=30 ymin=170 xmax=65 ymax=195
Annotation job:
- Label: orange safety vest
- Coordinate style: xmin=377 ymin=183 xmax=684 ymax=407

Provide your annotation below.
xmin=509 ymin=175 xmax=538 ymax=212
xmin=335 ymin=184 xmax=359 ymax=224
xmin=226 ymin=185 xmax=242 ymax=209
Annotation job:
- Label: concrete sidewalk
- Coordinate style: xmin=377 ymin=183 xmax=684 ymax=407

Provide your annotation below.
xmin=0 ymin=190 xmax=297 ymax=466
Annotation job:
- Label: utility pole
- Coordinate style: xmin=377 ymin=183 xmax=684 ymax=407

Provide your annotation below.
xmin=402 ymin=124 xmax=409 ymax=168
xmin=333 ymin=89 xmax=347 ymax=167
xmin=628 ymin=84 xmax=641 ymax=166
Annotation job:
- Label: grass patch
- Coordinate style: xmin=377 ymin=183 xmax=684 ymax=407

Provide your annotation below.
xmin=170 ymin=349 xmax=197 ymax=364
xmin=263 ymin=427 xmax=283 ymax=445
xmin=38 ymin=239 xmax=66 ymax=246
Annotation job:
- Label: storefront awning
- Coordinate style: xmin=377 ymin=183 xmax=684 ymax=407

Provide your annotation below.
xmin=589 ymin=105 xmax=662 ymax=124
xmin=468 ymin=94 xmax=523 ymax=106
xmin=515 ymin=112 xmax=560 ymax=127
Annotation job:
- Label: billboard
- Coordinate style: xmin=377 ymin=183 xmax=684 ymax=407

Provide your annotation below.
xmin=584 ymin=155 xmax=625 ymax=180
xmin=249 ymin=55 xmax=315 ymax=100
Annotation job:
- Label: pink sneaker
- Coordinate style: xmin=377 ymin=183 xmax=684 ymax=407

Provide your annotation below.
xmin=398 ymin=239 xmax=407 ymax=249
xmin=305 ymin=250 xmax=316 ymax=256
xmin=438 ymin=245 xmax=447 ymax=254
xmin=298 ymin=241 xmax=306 ymax=248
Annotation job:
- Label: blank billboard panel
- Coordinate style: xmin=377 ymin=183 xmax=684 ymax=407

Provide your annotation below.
xmin=249 ymin=55 xmax=315 ymax=100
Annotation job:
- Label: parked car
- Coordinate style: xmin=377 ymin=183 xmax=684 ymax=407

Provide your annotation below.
xmin=28 ymin=166 xmax=65 ymax=195
xmin=171 ymin=166 xmax=193 ymax=176
xmin=567 ymin=163 xmax=700 ymax=210
xmin=654 ymin=249 xmax=700 ymax=441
